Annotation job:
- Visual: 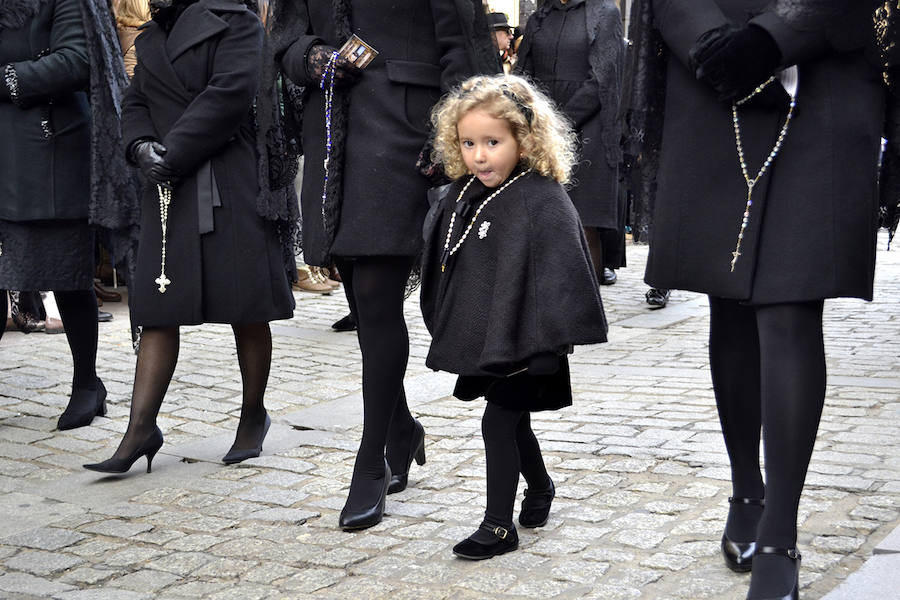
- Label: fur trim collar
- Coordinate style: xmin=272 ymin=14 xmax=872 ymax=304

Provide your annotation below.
xmin=0 ymin=0 xmax=47 ymax=29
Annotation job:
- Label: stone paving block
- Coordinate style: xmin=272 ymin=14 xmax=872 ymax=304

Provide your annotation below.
xmin=0 ymin=571 xmax=75 ymax=596
xmin=105 ymin=569 xmax=182 ymax=592
xmin=80 ymin=519 xmax=154 ymax=539
xmin=821 ymin=554 xmax=900 ymax=600
xmin=2 ymin=527 xmax=86 ymax=551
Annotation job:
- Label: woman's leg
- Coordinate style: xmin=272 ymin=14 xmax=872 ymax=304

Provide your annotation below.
xmin=708 ymin=296 xmax=766 ymax=542
xmin=337 ymin=256 xmax=415 ymax=510
xmin=107 ymin=326 xmax=179 ymax=458
xmin=748 ymin=300 xmax=826 ymax=599
xmin=54 ymin=289 xmax=99 ymax=392
xmin=229 ymin=322 xmax=272 ymax=450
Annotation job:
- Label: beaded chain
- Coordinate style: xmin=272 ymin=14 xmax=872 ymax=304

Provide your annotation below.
xmin=320 ymin=51 xmax=339 ymax=222
xmin=441 ymin=169 xmax=532 ymax=272
xmin=729 ymin=76 xmax=796 ymax=272
xmin=155 ymin=184 xmax=172 ymax=293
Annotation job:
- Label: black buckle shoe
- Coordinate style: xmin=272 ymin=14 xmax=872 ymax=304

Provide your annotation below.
xmin=452 ymin=521 xmax=519 ymax=560
xmin=722 ymin=496 xmax=765 ymax=572
xmin=748 ymin=546 xmax=801 ymax=600
xmin=519 ymin=479 xmax=554 ymax=528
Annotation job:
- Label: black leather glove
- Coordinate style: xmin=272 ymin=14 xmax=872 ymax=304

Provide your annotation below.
xmin=132 ymin=140 xmax=179 ymax=186
xmin=691 ymin=24 xmax=782 ymax=102
xmin=306 ymin=44 xmax=362 ymax=88
xmin=527 ymin=352 xmax=560 ymax=376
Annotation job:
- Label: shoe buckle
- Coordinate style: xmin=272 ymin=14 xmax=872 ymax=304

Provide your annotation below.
xmin=787 ymin=548 xmax=800 ymax=560
xmin=493 ymin=526 xmax=508 ymax=540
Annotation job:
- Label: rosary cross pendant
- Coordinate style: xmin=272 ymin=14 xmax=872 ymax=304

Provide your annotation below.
xmin=155 ymin=273 xmax=171 ymax=293
xmin=730 ymin=251 xmax=741 ymax=272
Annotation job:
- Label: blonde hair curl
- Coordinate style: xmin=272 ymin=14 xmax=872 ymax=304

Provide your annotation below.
xmin=115 ymin=0 xmax=150 ymax=27
xmin=431 ymin=74 xmax=577 ymax=184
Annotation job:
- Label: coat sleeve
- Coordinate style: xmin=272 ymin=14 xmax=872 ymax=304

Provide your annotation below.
xmin=651 ymin=0 xmax=729 ymax=69
xmin=277 ymin=0 xmax=323 ymax=88
xmin=162 ymin=11 xmax=263 ymax=175
xmin=431 ymin=0 xmax=483 ymax=90
xmin=121 ymin=60 xmax=161 ymax=162
xmin=5 ymin=0 xmax=89 ymax=109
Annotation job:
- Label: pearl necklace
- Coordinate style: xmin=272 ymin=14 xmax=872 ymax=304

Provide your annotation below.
xmin=729 ymin=77 xmax=796 ymax=272
xmin=441 ymin=169 xmax=532 ymax=272
xmin=155 ymin=184 xmax=172 ymax=293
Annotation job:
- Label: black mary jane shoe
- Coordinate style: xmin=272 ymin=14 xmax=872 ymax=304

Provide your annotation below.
xmin=58 ymin=380 xmax=108 ymax=431
xmin=83 ymin=426 xmax=164 ymax=474
xmin=722 ymin=496 xmax=765 ymax=573
xmin=748 ymin=546 xmax=801 ymax=600
xmin=452 ymin=521 xmax=519 ymax=560
xmin=519 ymin=479 xmax=555 ymax=528
xmin=223 ymin=413 xmax=271 ymax=464
xmin=339 ymin=459 xmax=391 ymax=531
xmin=387 ymin=419 xmax=426 ymax=494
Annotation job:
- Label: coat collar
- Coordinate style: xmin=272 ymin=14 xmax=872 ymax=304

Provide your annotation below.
xmin=165 ymin=2 xmax=231 ymax=62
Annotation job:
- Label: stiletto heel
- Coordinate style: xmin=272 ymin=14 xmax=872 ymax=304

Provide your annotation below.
xmin=84 ymin=427 xmax=164 ymax=475
xmin=387 ymin=418 xmax=426 ymax=494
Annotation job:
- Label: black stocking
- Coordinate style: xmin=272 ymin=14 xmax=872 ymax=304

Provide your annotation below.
xmin=230 ymin=322 xmax=272 ymax=449
xmin=749 ymin=300 xmax=825 ymax=599
xmin=336 ymin=256 xmax=415 ymax=510
xmin=708 ymin=296 xmax=765 ymax=542
xmin=0 ymin=291 xmax=7 ymax=342
xmin=54 ymin=290 xmax=99 ymax=393
xmin=476 ymin=403 xmax=550 ymax=541
xmin=583 ymin=226 xmax=604 ymax=281
xmin=111 ymin=327 xmax=179 ymax=459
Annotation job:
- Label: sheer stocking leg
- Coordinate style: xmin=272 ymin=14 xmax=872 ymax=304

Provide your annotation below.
xmin=229 ymin=322 xmax=272 ymax=449
xmin=110 ymin=327 xmax=179 ymax=459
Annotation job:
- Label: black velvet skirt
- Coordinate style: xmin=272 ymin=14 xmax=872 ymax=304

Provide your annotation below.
xmin=0 ymin=218 xmax=94 ymax=291
xmin=453 ymin=356 xmax=573 ymax=412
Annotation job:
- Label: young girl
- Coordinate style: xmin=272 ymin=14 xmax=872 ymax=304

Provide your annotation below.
xmin=421 ymin=74 xmax=608 ymax=559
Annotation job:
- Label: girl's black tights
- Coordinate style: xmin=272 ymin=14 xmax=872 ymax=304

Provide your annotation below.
xmin=481 ymin=402 xmax=551 ymax=527
xmin=336 ymin=256 xmax=416 ymax=509
xmin=709 ymin=297 xmax=825 ymax=598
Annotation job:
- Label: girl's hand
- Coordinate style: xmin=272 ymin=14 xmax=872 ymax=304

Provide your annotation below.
xmin=306 ymin=44 xmax=362 ymax=88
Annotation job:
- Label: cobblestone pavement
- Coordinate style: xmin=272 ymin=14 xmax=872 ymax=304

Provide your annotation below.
xmin=1 ymin=236 xmax=898 ymax=600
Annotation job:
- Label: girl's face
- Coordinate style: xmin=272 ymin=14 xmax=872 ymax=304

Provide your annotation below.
xmin=457 ymin=108 xmax=521 ymax=188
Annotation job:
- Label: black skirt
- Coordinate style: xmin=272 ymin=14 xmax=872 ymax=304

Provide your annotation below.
xmin=0 ymin=219 xmax=94 ymax=291
xmin=453 ymin=356 xmax=573 ymax=412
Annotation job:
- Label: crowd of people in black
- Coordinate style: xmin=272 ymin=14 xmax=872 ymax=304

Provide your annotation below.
xmin=1 ymin=0 xmax=897 ymax=598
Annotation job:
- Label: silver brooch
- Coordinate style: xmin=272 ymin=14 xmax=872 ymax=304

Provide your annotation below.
xmin=478 ymin=221 xmax=491 ymax=239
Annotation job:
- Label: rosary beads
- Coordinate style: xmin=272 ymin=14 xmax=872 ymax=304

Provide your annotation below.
xmin=155 ymin=184 xmax=172 ymax=293
xmin=441 ymin=170 xmax=532 ymax=272
xmin=320 ymin=51 xmax=339 ymax=222
xmin=729 ymin=77 xmax=796 ymax=272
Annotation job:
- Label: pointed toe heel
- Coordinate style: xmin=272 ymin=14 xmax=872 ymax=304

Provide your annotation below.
xmin=223 ymin=413 xmax=271 ymax=464
xmin=83 ymin=427 xmax=164 ymax=475
xmin=58 ymin=380 xmax=107 ymax=430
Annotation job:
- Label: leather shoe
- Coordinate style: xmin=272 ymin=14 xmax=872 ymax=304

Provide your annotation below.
xmin=452 ymin=521 xmax=519 ymax=560
xmin=293 ymin=266 xmax=333 ymax=294
xmin=601 ymin=267 xmax=617 ymax=285
xmin=222 ymin=413 xmax=271 ymax=464
xmin=94 ymin=282 xmax=122 ymax=302
xmin=339 ymin=459 xmax=390 ymax=531
xmin=331 ymin=313 xmax=357 ymax=332
xmin=58 ymin=379 xmax=107 ymax=430
xmin=98 ymin=310 xmax=113 ymax=323
xmin=723 ymin=496 xmax=764 ymax=572
xmin=519 ymin=479 xmax=554 ymax=528
xmin=387 ymin=419 xmax=426 ymax=494
xmin=748 ymin=546 xmax=801 ymax=600
xmin=645 ymin=288 xmax=670 ymax=309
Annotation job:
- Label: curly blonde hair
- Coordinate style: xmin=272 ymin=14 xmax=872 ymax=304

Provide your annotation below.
xmin=431 ymin=74 xmax=576 ymax=184
xmin=114 ymin=0 xmax=150 ymax=27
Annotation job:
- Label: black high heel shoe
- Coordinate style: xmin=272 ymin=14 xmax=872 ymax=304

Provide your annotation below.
xmin=722 ymin=496 xmax=765 ymax=572
xmin=452 ymin=521 xmax=519 ymax=560
xmin=58 ymin=379 xmax=107 ymax=430
xmin=748 ymin=546 xmax=801 ymax=600
xmin=339 ymin=459 xmax=391 ymax=531
xmin=83 ymin=426 xmax=164 ymax=474
xmin=387 ymin=418 xmax=426 ymax=494
xmin=519 ymin=479 xmax=555 ymax=528
xmin=222 ymin=413 xmax=271 ymax=464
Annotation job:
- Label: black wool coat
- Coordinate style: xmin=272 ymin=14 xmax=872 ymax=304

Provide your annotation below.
xmin=421 ymin=171 xmax=608 ymax=379
xmin=122 ymin=0 xmax=294 ymax=327
xmin=0 ymin=0 xmax=90 ymax=221
xmin=644 ymin=0 xmax=885 ymax=303
xmin=515 ymin=0 xmax=624 ymax=230
xmin=277 ymin=0 xmax=500 ymax=265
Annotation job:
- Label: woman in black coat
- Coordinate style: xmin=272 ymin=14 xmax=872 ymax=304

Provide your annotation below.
xmin=270 ymin=0 xmax=498 ymax=530
xmin=84 ymin=0 xmax=295 ymax=474
xmin=640 ymin=1 xmax=886 ymax=598
xmin=1 ymin=0 xmax=108 ymax=430
xmin=515 ymin=0 xmax=624 ymax=281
